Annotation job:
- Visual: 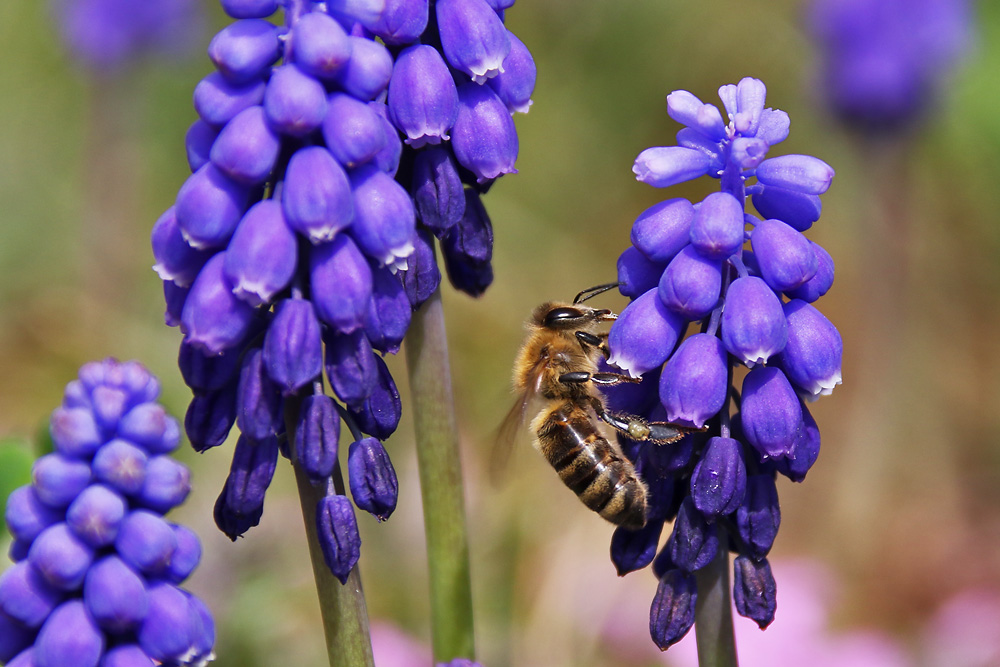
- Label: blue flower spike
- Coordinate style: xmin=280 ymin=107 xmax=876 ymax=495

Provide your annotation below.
xmin=603 ymin=78 xmax=839 ymax=648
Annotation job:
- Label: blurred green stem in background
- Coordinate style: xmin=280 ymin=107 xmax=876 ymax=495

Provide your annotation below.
xmin=694 ymin=529 xmax=738 ymax=667
xmin=405 ymin=287 xmax=477 ymax=662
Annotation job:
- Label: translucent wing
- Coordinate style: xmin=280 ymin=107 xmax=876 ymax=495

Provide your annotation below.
xmin=490 ymin=363 xmax=545 ymax=485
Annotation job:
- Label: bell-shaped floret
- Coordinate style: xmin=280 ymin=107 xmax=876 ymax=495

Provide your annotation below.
xmin=610 ymin=519 xmax=664 ymax=576
xmin=175 ymin=164 xmax=251 ymax=250
xmin=163 ymin=281 xmax=188 ymax=328
xmin=721 ymin=275 xmax=787 ymax=366
xmin=774 ymin=401 xmax=820 ymax=482
xmin=617 ymin=246 xmax=666 ymax=299
xmin=323 ymin=93 xmax=387 ymax=168
xmin=649 ymin=569 xmax=697 ymax=651
xmin=221 ymin=0 xmax=279 ymax=19
xmin=289 ymin=11 xmax=352 ymax=80
xmin=436 ymin=0 xmax=511 ymax=83
xmin=741 ymin=366 xmax=802 ymax=460
xmin=398 ymin=228 xmax=442 ymax=309
xmin=776 ymin=299 xmax=843 ymax=397
xmin=451 ymin=83 xmax=519 ymax=183
xmin=631 ymin=197 xmax=695 ymax=264
xmin=607 ymin=288 xmax=686 ymax=378
xmin=34 ymin=600 xmax=104 ymax=667
xmin=326 ymin=0 xmax=386 ymax=31
xmin=370 ymin=0 xmax=428 ymax=44
xmin=335 ymin=36 xmax=394 ymax=101
xmin=440 ymin=190 xmax=494 ymax=297
xmin=690 ymin=192 xmax=745 ymax=260
xmin=137 ymin=582 xmax=194 ymax=663
xmin=348 ymin=437 xmax=399 ymax=521
xmin=224 ymin=200 xmax=297 ymax=306
xmin=733 ymin=555 xmax=776 ymax=629
xmin=185 ymin=120 xmax=217 ymax=173
xmin=295 ymin=394 xmax=340 ymax=483
xmin=751 ymin=184 xmax=822 ymax=232
xmin=193 ymin=72 xmax=266 ymax=127
xmin=324 ymin=330 xmax=379 ymax=408
xmin=135 ymin=456 xmax=191 ymax=514
xmin=388 ymin=45 xmax=459 ymax=148
xmin=236 ymin=348 xmax=284 ymax=440
xmin=181 ymin=253 xmax=257 ymax=354
xmin=83 ymin=555 xmax=148 ymax=633
xmin=65 ymin=484 xmax=126 ymax=548
xmin=633 ymin=147 xmax=712 ymax=189
xmin=185 ymin=384 xmax=238 ymax=452
xmin=151 ymin=206 xmax=214 ymax=287
xmin=210 ymin=105 xmax=281 ymax=185
xmin=657 ymin=245 xmax=723 ymax=320
xmin=488 ymin=31 xmax=536 ymax=114
xmin=784 ymin=242 xmax=834 ymax=302
xmin=208 ymin=19 xmax=280 ymax=85
xmin=371 ymin=101 xmax=403 ymax=175
xmin=658 ymin=333 xmax=727 ymax=428
xmin=316 ymin=494 xmax=361 ymax=584
xmin=28 ymin=523 xmax=94 ymax=591
xmin=365 ymin=264 xmax=412 ymax=354
xmin=115 ymin=510 xmax=178 ymax=577
xmin=32 ymin=454 xmax=91 ymax=509
xmin=750 ymin=218 xmax=818 ymax=292
xmin=213 ymin=478 xmax=262 ymax=540
xmin=756 ymin=154 xmax=835 ymax=195
xmin=348 ymin=164 xmax=417 ymax=270
xmin=223 ymin=434 xmax=279 ymax=518
xmin=263 ymin=64 xmax=328 ymax=137
xmin=283 ymin=146 xmax=354 ymax=244
xmin=691 ymin=436 xmax=747 ymax=516
xmin=348 ymin=356 xmax=402 ymax=440
xmin=411 ymin=145 xmax=465 ymax=236
xmin=178 ymin=340 xmax=241 ymax=392
xmin=735 ymin=475 xmax=781 ymax=559
xmin=0 ymin=561 xmax=61 ymax=628
xmin=665 ymin=497 xmax=718 ymax=572
xmin=263 ymin=298 xmax=323 ymax=395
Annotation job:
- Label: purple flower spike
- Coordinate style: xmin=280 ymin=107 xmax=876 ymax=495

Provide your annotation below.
xmin=193 ymin=72 xmax=266 ymax=127
xmin=607 ymin=288 xmax=686 ymax=378
xmin=184 ymin=385 xmax=238 ymax=452
xmin=690 ymin=437 xmax=747 ymax=516
xmin=348 ymin=437 xmax=398 ymax=521
xmin=336 ymin=36 xmax=394 ymax=101
xmin=295 ymin=394 xmax=340 ymax=483
xmin=34 ymin=600 xmax=104 ymax=667
xmin=690 ymin=192 xmax=745 ymax=260
xmin=263 ymin=64 xmax=329 ymax=137
xmin=115 ymin=510 xmax=178 ymax=576
xmin=751 ymin=184 xmax=822 ymax=233
xmin=223 ymin=199 xmax=297 ymax=307
xmin=776 ymin=401 xmax=821 ymax=483
xmin=324 ymin=330 xmax=379 ymax=407
xmin=777 ymin=300 xmax=843 ymax=397
xmin=617 ymin=246 xmax=666 ymax=299
xmin=323 ymin=93 xmax=387 ymax=168
xmin=388 ymin=45 xmax=459 ymax=148
xmin=236 ymin=348 xmax=284 ymax=440
xmin=289 ymin=12 xmax=352 ymax=80
xmin=349 ymin=356 xmax=402 ymax=440
xmin=310 ymin=234 xmax=375 ymax=334
xmin=208 ymin=19 xmax=280 ymax=85
xmin=649 ymin=569 xmax=697 ymax=651
xmin=736 ymin=475 xmax=781 ymax=559
xmin=411 ymin=146 xmax=465 ymax=236
xmin=451 ymin=82 xmax=519 ymax=183
xmin=221 ymin=0 xmax=279 ymax=19
xmin=750 ymin=218 xmax=819 ymax=293
xmin=720 ymin=275 xmax=788 ymax=366
xmin=741 ymin=366 xmax=803 ymax=460
xmin=658 ymin=245 xmax=723 ymax=320
xmin=174 ymin=163 xmax=251 ymax=250
xmin=610 ymin=520 xmax=664 ymax=576
xmin=348 ymin=164 xmax=417 ymax=270
xmin=137 ymin=582 xmax=193 ymax=663
xmin=28 ymin=523 xmax=94 ymax=591
xmin=436 ymin=0 xmax=511 ymax=83
xmin=666 ymin=498 xmax=719 ymax=572
xmin=756 ymin=155 xmax=835 ymax=195
xmin=209 ymin=105 xmax=281 ymax=185
xmin=32 ymin=453 xmax=92 ymax=509
xmin=666 ymin=90 xmax=727 ymax=142
xmin=785 ymin=242 xmax=834 ymax=303
xmin=398 ymin=228 xmax=442 ymax=309
xmin=365 ymin=264 xmax=412 ymax=354
xmin=83 ymin=556 xmax=148 ymax=633
xmin=370 ymin=0 xmax=429 ymax=44
xmin=264 ymin=298 xmax=323 ymax=395
xmin=316 ymin=495 xmax=362 ymax=584
xmin=224 ymin=435 xmax=279 ymax=518
xmin=488 ymin=31 xmax=536 ymax=114
xmin=630 ymin=198 xmax=695 ymax=264
xmin=283 ymin=146 xmax=354 ymax=244
xmin=733 ymin=555 xmax=776 ymax=629
xmin=65 ymin=484 xmax=126 ymax=548
xmin=180 ymin=253 xmax=257 ymax=355
xmin=658 ymin=333 xmax=727 ymax=429
xmin=151 ymin=206 xmax=213 ymax=288
xmin=0 ymin=562 xmax=62 ymax=628
xmin=6 ymin=486 xmax=62 ymax=544
xmin=633 ymin=147 xmax=713 ymax=189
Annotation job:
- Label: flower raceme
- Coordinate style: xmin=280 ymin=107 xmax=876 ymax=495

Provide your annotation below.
xmin=0 ymin=359 xmax=214 ymax=666
xmin=604 ymin=77 xmax=841 ymax=650
xmin=151 ymin=0 xmax=534 ymax=583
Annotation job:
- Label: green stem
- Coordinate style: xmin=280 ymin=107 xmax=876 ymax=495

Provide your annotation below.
xmin=404 ymin=287 xmax=476 ymax=662
xmin=694 ymin=530 xmax=738 ymax=667
xmin=286 ymin=396 xmax=375 ymax=667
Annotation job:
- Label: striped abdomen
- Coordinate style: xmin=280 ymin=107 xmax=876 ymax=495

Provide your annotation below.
xmin=534 ymin=400 xmax=648 ymax=530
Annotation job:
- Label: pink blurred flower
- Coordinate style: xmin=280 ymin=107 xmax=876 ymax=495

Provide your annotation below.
xmin=921 ymin=589 xmax=1000 ymax=667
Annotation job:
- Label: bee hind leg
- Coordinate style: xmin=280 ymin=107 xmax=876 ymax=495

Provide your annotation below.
xmin=593 ymin=400 xmax=692 ymax=445
xmin=557 ymin=371 xmax=641 ymax=386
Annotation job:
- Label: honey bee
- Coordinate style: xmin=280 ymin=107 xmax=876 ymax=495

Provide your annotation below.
xmin=500 ymin=283 xmax=694 ymax=530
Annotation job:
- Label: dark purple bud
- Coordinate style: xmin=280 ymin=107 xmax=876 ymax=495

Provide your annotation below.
xmin=263 ymin=64 xmax=329 ymax=137
xmin=310 ymin=235 xmax=374 ymax=334
xmin=28 ymin=523 xmax=94 ymax=591
xmin=210 ymin=105 xmax=281 ymax=185
xmin=163 ymin=280 xmax=188 ymax=327
xmin=741 ymin=366 xmax=802 ymax=460
xmin=335 ymin=36 xmax=394 ymax=101
xmin=633 ymin=147 xmax=712 ymax=188
xmin=290 ymin=12 xmax=352 ymax=80
xmin=0 ymin=562 xmax=61 ymax=628
xmin=283 ymin=146 xmax=354 ymax=244
xmin=750 ymin=218 xmax=818 ymax=293
xmin=411 ymin=146 xmax=465 ymax=236
xmin=775 ymin=300 xmax=843 ymax=397
xmin=178 ymin=339 xmax=241 ymax=392
xmin=348 ymin=164 xmax=417 ymax=269
xmin=48 ymin=406 xmax=101 ymax=459
xmin=0 ymin=609 xmax=33 ymax=663
xmin=756 ymin=154 xmax=835 ymax=195
xmin=115 ymin=510 xmax=178 ymax=576
xmin=323 ymin=93 xmax=387 ymax=169
xmin=136 ymin=456 xmax=191 ymax=514
xmin=607 ymin=288 xmax=685 ymax=378
xmin=441 ymin=189 xmax=494 ymax=297
xmin=137 ymin=583 xmax=192 ymax=663
xmin=617 ymin=246 xmax=666 ymax=299
xmin=488 ymin=31 xmax=535 ymax=113
xmin=720 ymin=275 xmax=787 ymax=366
xmin=5 ymin=486 xmax=61 ymax=544
xmin=181 ymin=253 xmax=257 ymax=355
xmin=666 ymin=497 xmax=719 ymax=572
xmin=658 ymin=333 xmax=727 ymax=428
xmin=193 ymin=71 xmax=266 ymax=127
xmin=641 ymin=410 xmax=693 ymax=477
xmin=751 ymin=184 xmax=822 ymax=232
xmin=185 ymin=384 xmax=238 ymax=452
xmin=32 ymin=454 xmax=91 ymax=509
xmin=174 ymin=164 xmax=251 ymax=251
xmin=83 ymin=555 xmax=148 ymax=633
xmin=398 ymin=228 xmax=441 ymax=309
xmin=436 ymin=0 xmax=510 ymax=83
xmin=610 ymin=519 xmax=664 ymax=576
xmin=649 ymin=569 xmax=697 ymax=651
xmin=225 ymin=435 xmax=279 ymax=516
xmin=774 ymin=401 xmax=820 ymax=482
xmin=365 ymin=264 xmax=412 ymax=354
xmin=264 ymin=298 xmax=322 ymax=394
xmin=65 ymin=484 xmax=126 ymax=548
xmin=223 ymin=201 xmax=298 ymax=307
xmin=34 ymin=600 xmax=103 ymax=667
xmin=348 ymin=437 xmax=398 ymax=521
xmin=631 ymin=198 xmax=695 ymax=264
xmin=208 ymin=19 xmax=280 ymax=85
xmin=185 ymin=120 xmax=218 ymax=173
xmin=451 ymin=83 xmax=518 ymax=183
xmin=151 ymin=206 xmax=213 ymax=288
xmin=221 ymin=0 xmax=279 ymax=19
xmin=236 ymin=348 xmax=284 ymax=440
xmin=101 ymin=645 xmax=156 ymax=667
xmin=371 ymin=101 xmax=403 ymax=175
xmin=370 ymin=0 xmax=429 ymax=44
xmin=388 ymin=45 xmax=459 ymax=148
xmin=348 ymin=355 xmax=401 ymax=440
xmin=691 ymin=437 xmax=747 ymax=516
xmin=784 ymin=242 xmax=834 ymax=303
xmin=92 ymin=438 xmax=148 ymax=496
xmin=666 ymin=90 xmax=726 ymax=142
xmin=316 ymin=494 xmax=361 ymax=584
xmin=295 ymin=394 xmax=340 ymax=483
xmin=166 ymin=525 xmax=202 ymax=584
xmin=214 ymin=478 xmax=263 ymax=540
xmin=325 ymin=331 xmax=378 ymax=408
xmin=657 ymin=245 xmax=723 ymax=320
xmin=733 ymin=555 xmax=776 ymax=628
xmin=736 ymin=474 xmax=780 ymax=559
xmin=690 ymin=192 xmax=745 ymax=260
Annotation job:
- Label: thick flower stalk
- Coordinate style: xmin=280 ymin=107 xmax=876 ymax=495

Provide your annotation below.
xmin=605 ymin=77 xmax=839 ymax=655
xmin=0 ymin=359 xmax=214 ymax=666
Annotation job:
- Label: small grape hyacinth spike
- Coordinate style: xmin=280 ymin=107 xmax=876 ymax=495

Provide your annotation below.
xmin=0 ymin=360 xmax=214 ymax=664
xmin=601 ymin=77 xmax=839 ymax=653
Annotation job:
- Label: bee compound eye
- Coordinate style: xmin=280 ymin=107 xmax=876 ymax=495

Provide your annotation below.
xmin=543 ymin=307 xmax=585 ymax=328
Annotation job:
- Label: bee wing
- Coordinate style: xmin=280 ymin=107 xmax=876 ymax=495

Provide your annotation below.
xmin=490 ymin=362 xmax=547 ymax=486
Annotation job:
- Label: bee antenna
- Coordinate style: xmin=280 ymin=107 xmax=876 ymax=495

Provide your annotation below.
xmin=573 ymin=282 xmax=620 ymax=304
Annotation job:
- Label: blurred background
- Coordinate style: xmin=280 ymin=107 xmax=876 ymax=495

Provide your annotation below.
xmin=2 ymin=0 xmax=1000 ymax=665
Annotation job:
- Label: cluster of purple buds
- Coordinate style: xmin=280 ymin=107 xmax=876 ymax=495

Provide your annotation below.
xmin=603 ymin=77 xmax=840 ymax=650
xmin=0 ymin=359 xmax=214 ymax=666
xmin=808 ymin=0 xmax=972 ymax=132
xmin=152 ymin=0 xmax=533 ymax=583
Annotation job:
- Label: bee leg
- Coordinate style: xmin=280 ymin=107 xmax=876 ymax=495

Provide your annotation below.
xmin=592 ymin=400 xmax=691 ymax=444
xmin=557 ymin=371 xmax=641 ymax=386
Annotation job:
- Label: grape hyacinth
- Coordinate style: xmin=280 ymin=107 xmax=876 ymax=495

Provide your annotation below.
xmin=152 ymin=0 xmax=532 ymax=593
xmin=0 ymin=359 xmax=214 ymax=666
xmin=605 ymin=77 xmax=839 ymax=651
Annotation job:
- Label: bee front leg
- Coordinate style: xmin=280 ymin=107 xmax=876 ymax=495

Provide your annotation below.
xmin=574 ymin=330 xmax=613 ymax=359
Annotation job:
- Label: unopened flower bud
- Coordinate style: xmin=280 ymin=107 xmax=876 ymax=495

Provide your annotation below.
xmin=193 ymin=71 xmax=266 ymax=127
xmin=166 ymin=524 xmax=202 ymax=584
xmin=411 ymin=146 xmax=465 ymax=236
xmin=118 ymin=402 xmax=181 ymax=455
xmin=115 ymin=510 xmax=178 ymax=576
xmin=208 ymin=19 xmax=280 ymax=84
xmin=5 ymin=486 xmax=62 ymax=544
xmin=756 ymin=154 xmax=835 ymax=195
xmin=736 ymin=474 xmax=781 ymax=559
xmin=289 ymin=12 xmax=352 ymax=80
xmin=324 ymin=329 xmax=379 ymax=407
xmin=617 ymin=246 xmax=666 ymax=299
xmin=658 ymin=245 xmax=723 ymax=320
xmin=83 ymin=555 xmax=148 ymax=633
xmin=65 ymin=484 xmax=126 ymax=548
xmin=751 ymin=184 xmax=822 ymax=232
xmin=691 ymin=437 xmax=747 ymax=516
xmin=174 ymin=164 xmax=251 ymax=250
xmin=659 ymin=333 xmax=728 ymax=429
xmin=750 ymin=218 xmax=818 ymax=293
xmin=610 ymin=519 xmax=664 ymax=576
xmin=178 ymin=340 xmax=241 ymax=392
xmin=185 ymin=384 xmax=238 ymax=452
xmin=451 ymin=83 xmax=518 ymax=182
xmin=32 ymin=453 xmax=92 ymax=509
xmin=136 ymin=456 xmax=191 ymax=514
xmin=210 ymin=105 xmax=281 ymax=185
xmin=335 ymin=36 xmax=394 ymax=101
xmin=137 ymin=582 xmax=193 ymax=663
xmin=630 ymin=198 xmax=695 ymax=264
xmin=784 ymin=242 xmax=834 ymax=303
xmin=774 ymin=401 xmax=820 ymax=482
xmin=733 ymin=555 xmax=776 ymax=629
xmin=263 ymin=64 xmax=328 ymax=137
xmin=370 ymin=0 xmax=429 ymax=44
xmin=213 ymin=479 xmax=263 ymax=540
xmin=365 ymin=264 xmax=412 ymax=354
xmin=633 ymin=147 xmax=712 ymax=189
xmin=441 ymin=189 xmax=494 ymax=297
xmin=316 ymin=494 xmax=361 ymax=584
xmin=180 ymin=253 xmax=257 ymax=355
xmin=29 ymin=523 xmax=94 ymax=591
xmin=34 ymin=600 xmax=104 ymax=667
xmin=224 ymin=435 xmax=279 ymax=518
xmin=0 ymin=562 xmax=62 ymax=628
xmin=309 ymin=234 xmax=374 ymax=334
xmin=348 ymin=437 xmax=398 ymax=521
xmin=295 ymin=394 xmax=340 ymax=484
xmin=323 ymin=93 xmax=387 ymax=168
xmin=263 ymin=297 xmax=323 ymax=395
xmin=666 ymin=90 xmax=727 ymax=142
xmin=349 ymin=356 xmax=402 ymax=440
xmin=221 ymin=0 xmax=279 ymax=19
xmin=607 ymin=288 xmax=686 ymax=378
xmin=741 ymin=366 xmax=802 ymax=460
xmin=224 ymin=199 xmax=298 ymax=306
xmin=236 ymin=348 xmax=284 ymax=440
xmin=398 ymin=228 xmax=441 ymax=309
xmin=690 ymin=192 xmax=745 ymax=260
xmin=49 ymin=406 xmax=102 ymax=459
xmin=184 ymin=120 xmax=217 ymax=172
xmin=665 ymin=498 xmax=718 ymax=572
xmin=649 ymin=569 xmax=697 ymax=651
